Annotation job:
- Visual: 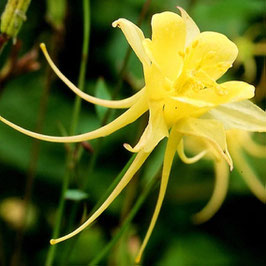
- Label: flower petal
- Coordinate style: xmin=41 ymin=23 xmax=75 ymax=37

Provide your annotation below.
xmin=206 ymin=100 xmax=266 ymax=132
xmin=145 ymin=11 xmax=186 ymax=81
xmin=176 ymin=118 xmax=233 ymax=170
xmin=41 ymin=43 xmax=143 ymax=109
xmin=177 ymin=7 xmax=200 ymax=47
xmin=0 ymin=96 xmax=148 ymax=143
xmin=124 ymin=102 xmax=169 ymax=153
xmin=185 ymin=31 xmax=238 ymax=81
xmin=193 ymin=159 xmax=229 ymax=224
xmin=183 ymin=81 xmax=254 ymax=108
xmin=177 ymin=138 xmax=207 ymax=164
xmin=135 ymin=127 xmax=182 ymax=263
xmin=51 ymin=151 xmax=151 ymax=245
xmin=112 ymin=18 xmax=150 ymax=67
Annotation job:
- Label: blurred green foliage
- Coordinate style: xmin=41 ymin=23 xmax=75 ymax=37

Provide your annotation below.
xmin=0 ymin=0 xmax=265 ymax=265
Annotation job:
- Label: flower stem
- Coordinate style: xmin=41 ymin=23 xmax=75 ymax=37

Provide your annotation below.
xmin=0 ymin=0 xmax=32 ymax=53
xmin=45 ymin=1 xmax=90 ymax=265
xmin=70 ymin=0 xmax=90 ymax=135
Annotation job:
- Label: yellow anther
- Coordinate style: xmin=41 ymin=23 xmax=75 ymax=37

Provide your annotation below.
xmin=178 ymin=51 xmax=185 ymax=57
xmin=192 ymin=40 xmax=199 ymax=48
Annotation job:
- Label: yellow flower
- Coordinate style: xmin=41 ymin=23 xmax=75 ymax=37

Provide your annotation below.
xmin=0 ymin=7 xmax=265 ymax=262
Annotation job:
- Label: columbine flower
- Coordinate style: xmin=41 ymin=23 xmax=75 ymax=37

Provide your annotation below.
xmin=0 ymin=7 xmax=265 ymax=262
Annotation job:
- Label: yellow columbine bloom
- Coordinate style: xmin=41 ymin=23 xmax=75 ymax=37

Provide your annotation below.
xmin=0 ymin=7 xmax=265 ymax=262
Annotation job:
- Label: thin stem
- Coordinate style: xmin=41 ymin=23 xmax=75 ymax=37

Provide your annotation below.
xmin=89 ymin=174 xmax=158 ymax=266
xmin=70 ymin=0 xmax=90 ymax=135
xmin=45 ymin=1 xmax=90 ymax=265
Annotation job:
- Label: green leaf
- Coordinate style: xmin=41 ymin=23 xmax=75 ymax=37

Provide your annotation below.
xmin=94 ymin=78 xmax=111 ymax=121
xmin=65 ymin=189 xmax=88 ymax=201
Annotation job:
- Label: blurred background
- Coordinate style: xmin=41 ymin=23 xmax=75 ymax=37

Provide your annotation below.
xmin=0 ymin=0 xmax=265 ymax=265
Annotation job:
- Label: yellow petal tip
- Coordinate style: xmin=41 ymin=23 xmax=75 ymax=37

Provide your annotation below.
xmin=135 ymin=255 xmax=141 ymax=264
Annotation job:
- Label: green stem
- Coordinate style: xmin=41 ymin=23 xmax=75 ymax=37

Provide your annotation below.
xmin=70 ymin=0 xmax=90 ymax=135
xmin=45 ymin=1 xmax=90 ymax=265
xmin=0 ymin=0 xmax=31 ymax=54
xmin=89 ymin=175 xmax=158 ymax=265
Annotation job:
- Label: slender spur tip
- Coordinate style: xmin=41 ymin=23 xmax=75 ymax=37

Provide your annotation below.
xmin=40 ymin=43 xmax=46 ymax=50
xmin=50 ymin=239 xmax=57 ymax=245
xmin=112 ymin=20 xmax=119 ymax=28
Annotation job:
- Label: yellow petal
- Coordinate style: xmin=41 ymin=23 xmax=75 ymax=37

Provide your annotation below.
xmin=176 ymin=118 xmax=233 ymax=170
xmin=124 ymin=102 xmax=168 ymax=153
xmin=185 ymin=31 xmax=238 ymax=81
xmin=240 ymin=132 xmax=266 ymax=157
xmin=177 ymin=7 xmax=200 ymax=47
xmin=40 ymin=43 xmax=143 ymax=109
xmin=135 ymin=127 xmax=182 ymax=263
xmin=51 ymin=151 xmax=151 ymax=245
xmin=0 ymin=96 xmax=148 ymax=143
xmin=207 ymin=100 xmax=266 ymax=132
xmin=193 ymin=159 xmax=229 ymax=224
xmin=112 ymin=18 xmax=150 ymax=67
xmin=147 ymin=11 xmax=186 ymax=81
xmin=185 ymin=81 xmax=254 ymax=107
xmin=177 ymin=138 xmax=207 ymax=164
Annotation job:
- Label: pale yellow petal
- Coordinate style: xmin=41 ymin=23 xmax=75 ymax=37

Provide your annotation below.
xmin=51 ymin=151 xmax=151 ymax=245
xmin=177 ymin=7 xmax=200 ymax=47
xmin=207 ymin=100 xmax=266 ymax=132
xmin=41 ymin=43 xmax=142 ymax=108
xmin=177 ymin=138 xmax=207 ymax=164
xmin=183 ymin=81 xmax=254 ymax=109
xmin=124 ymin=102 xmax=168 ymax=153
xmin=172 ymin=96 xmax=215 ymax=107
xmin=176 ymin=118 xmax=233 ymax=170
xmin=185 ymin=31 xmax=238 ymax=81
xmin=0 ymin=96 xmax=148 ymax=143
xmin=193 ymin=159 xmax=229 ymax=224
xmin=135 ymin=127 xmax=182 ymax=263
xmin=112 ymin=19 xmax=150 ymax=67
xmin=241 ymin=132 xmax=266 ymax=157
xmin=148 ymin=11 xmax=186 ymax=81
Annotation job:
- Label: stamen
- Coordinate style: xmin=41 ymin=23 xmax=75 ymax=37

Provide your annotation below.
xmin=192 ymin=40 xmax=199 ymax=48
xmin=51 ymin=151 xmax=151 ymax=245
xmin=0 ymin=97 xmax=148 ymax=143
xmin=178 ymin=51 xmax=185 ymax=58
xmin=135 ymin=128 xmax=182 ymax=263
xmin=192 ymin=159 xmax=229 ymax=224
xmin=40 ymin=43 xmax=142 ymax=109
